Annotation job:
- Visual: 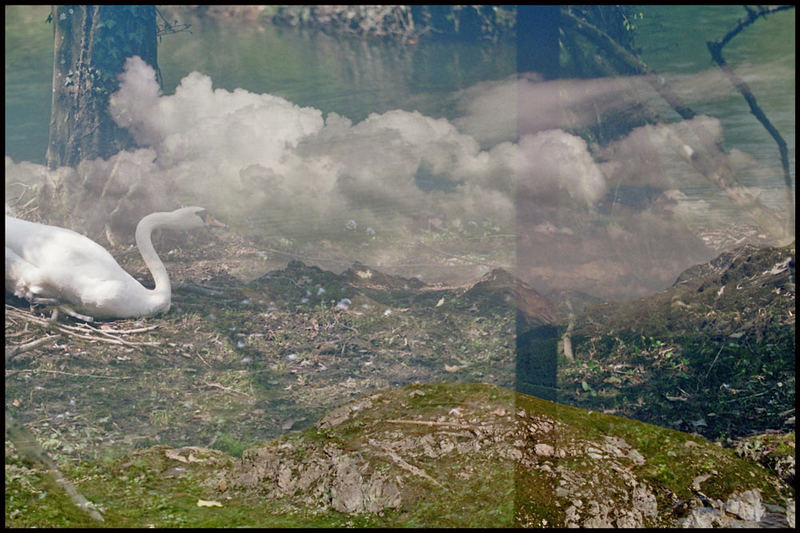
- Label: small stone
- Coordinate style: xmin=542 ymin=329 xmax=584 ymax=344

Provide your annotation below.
xmin=534 ymin=443 xmax=554 ymax=457
xmin=627 ymin=449 xmax=645 ymax=465
xmin=632 ymin=485 xmax=658 ymax=517
xmin=724 ymin=489 xmax=764 ymax=522
xmin=679 ymin=507 xmax=721 ymax=528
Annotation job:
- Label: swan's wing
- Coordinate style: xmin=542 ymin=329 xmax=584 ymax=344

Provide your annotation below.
xmin=5 ymin=246 xmax=49 ymax=300
xmin=6 ymin=242 xmax=130 ymax=308
xmin=64 ymin=276 xmax=139 ymax=318
xmin=6 ymin=216 xmax=132 ymax=282
xmin=6 ymin=216 xmax=172 ymax=319
xmin=5 ymin=216 xmax=145 ymax=315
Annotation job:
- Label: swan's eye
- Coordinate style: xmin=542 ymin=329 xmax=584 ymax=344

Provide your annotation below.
xmin=198 ymin=210 xmax=227 ymax=228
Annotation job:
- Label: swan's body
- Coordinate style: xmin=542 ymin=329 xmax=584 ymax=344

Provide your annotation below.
xmin=5 ymin=207 xmax=225 ymax=320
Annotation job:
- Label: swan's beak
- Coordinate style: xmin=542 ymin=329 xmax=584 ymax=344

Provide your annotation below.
xmin=202 ymin=213 xmax=227 ymax=229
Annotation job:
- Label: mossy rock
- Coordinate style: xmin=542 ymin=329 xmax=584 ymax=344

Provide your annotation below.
xmin=6 ymin=382 xmax=794 ymax=527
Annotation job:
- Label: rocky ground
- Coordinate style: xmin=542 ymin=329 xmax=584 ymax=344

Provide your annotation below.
xmin=5 ymin=225 xmax=795 ymax=527
xmin=5 ymin=382 xmax=795 ymax=527
xmin=219 ymin=382 xmax=792 ymax=528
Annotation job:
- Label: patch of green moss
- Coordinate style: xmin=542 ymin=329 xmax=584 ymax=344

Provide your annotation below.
xmin=5 ymin=444 xmax=387 ymax=528
xmin=515 ymin=387 xmax=791 ymax=505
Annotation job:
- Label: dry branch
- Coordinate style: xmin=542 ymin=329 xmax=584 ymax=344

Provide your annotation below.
xmin=61 ymin=322 xmax=161 ymax=348
xmin=561 ymin=8 xmax=793 ymax=245
xmin=6 ymin=335 xmax=62 ymax=361
xmin=36 ymin=369 xmax=132 ymax=380
xmin=5 ymin=304 xmax=160 ymax=353
xmin=201 ymin=381 xmax=253 ymax=399
xmin=370 ymin=439 xmax=444 ymax=488
xmin=6 ymin=409 xmax=105 ymax=521
xmin=387 ymin=418 xmax=476 ymax=429
xmin=706 ymin=5 xmax=795 ymax=232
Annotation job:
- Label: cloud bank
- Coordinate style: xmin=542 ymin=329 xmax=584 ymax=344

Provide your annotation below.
xmin=7 ymin=55 xmax=791 ymax=300
xmin=107 ymin=57 xmax=611 ymax=234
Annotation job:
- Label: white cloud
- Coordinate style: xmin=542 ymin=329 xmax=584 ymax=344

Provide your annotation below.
xmin=105 ymin=58 xmax=527 ymax=238
xmin=8 ymin=56 xmax=790 ymax=300
xmin=454 ymin=74 xmax=662 ymax=145
xmin=516 ymin=130 xmax=607 ymax=206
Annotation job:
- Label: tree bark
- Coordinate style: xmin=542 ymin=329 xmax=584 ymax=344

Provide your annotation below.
xmin=516 ymin=6 xmax=560 ymax=79
xmin=46 ymin=5 xmax=157 ymax=169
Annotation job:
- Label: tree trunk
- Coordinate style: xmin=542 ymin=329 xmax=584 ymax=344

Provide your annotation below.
xmin=516 ymin=6 xmax=560 ymax=79
xmin=46 ymin=5 xmax=157 ymax=169
xmin=515 ymin=6 xmax=562 ymax=406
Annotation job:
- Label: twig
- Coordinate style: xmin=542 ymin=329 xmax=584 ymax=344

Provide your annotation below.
xmin=706 ymin=5 xmax=795 ymax=233
xmin=6 ymin=181 xmax=33 ymax=207
xmin=62 ymin=322 xmax=160 ymax=349
xmin=5 ymin=305 xmax=52 ymax=327
xmin=201 ymin=382 xmax=252 ymax=399
xmin=703 ymin=344 xmax=725 ymax=379
xmin=55 ymin=326 xmax=159 ymax=348
xmin=387 ymin=418 xmax=477 ymax=430
xmin=708 ymin=5 xmax=793 ymax=52
xmin=193 ymin=350 xmax=213 ymax=369
xmin=37 ymin=369 xmax=132 ymax=380
xmin=719 ymin=389 xmax=771 ymax=404
xmin=6 ymin=328 xmax=30 ymax=338
xmin=561 ymin=8 xmax=792 ymax=244
xmin=7 ymin=305 xmax=161 ymax=351
xmin=370 ymin=439 xmax=443 ymax=488
xmin=6 ymin=334 xmax=62 ymax=360
xmin=97 ymin=324 xmax=160 ymax=334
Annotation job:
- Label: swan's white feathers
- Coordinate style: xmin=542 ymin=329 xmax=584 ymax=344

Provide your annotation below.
xmin=6 ymin=216 xmax=154 ymax=318
xmin=5 ymin=207 xmax=221 ymax=319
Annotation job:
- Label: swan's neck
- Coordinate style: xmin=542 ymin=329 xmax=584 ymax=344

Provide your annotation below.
xmin=135 ymin=212 xmax=173 ymax=310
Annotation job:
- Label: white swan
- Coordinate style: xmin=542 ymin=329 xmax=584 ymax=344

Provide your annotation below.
xmin=5 ymin=207 xmax=226 ymax=320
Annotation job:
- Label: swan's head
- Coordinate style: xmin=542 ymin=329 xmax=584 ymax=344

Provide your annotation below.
xmin=164 ymin=207 xmax=227 ymax=230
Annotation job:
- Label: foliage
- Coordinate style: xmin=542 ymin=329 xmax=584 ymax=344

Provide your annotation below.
xmin=271 ymin=5 xmax=516 ymax=43
xmin=559 ymin=243 xmax=795 ymax=442
xmin=155 ymin=6 xmax=191 ymax=41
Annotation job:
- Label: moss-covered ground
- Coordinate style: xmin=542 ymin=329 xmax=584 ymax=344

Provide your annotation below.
xmin=5 ymin=229 xmax=516 ymax=526
xmin=6 ymin=383 xmax=792 ymax=527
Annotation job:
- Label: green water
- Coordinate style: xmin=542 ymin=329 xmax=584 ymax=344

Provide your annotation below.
xmin=5 ymin=5 xmax=794 ymax=174
xmin=159 ymin=18 xmax=517 ymax=123
xmin=4 ymin=5 xmax=54 ymax=163
xmin=635 ymin=5 xmax=795 ymax=175
xmin=4 ymin=5 xmax=517 ymax=164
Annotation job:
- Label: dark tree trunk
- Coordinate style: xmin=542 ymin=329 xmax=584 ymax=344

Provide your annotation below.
xmin=515 ymin=7 xmax=562 ymax=404
xmin=516 ymin=5 xmax=560 ymax=79
xmin=46 ymin=5 xmax=157 ymax=169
